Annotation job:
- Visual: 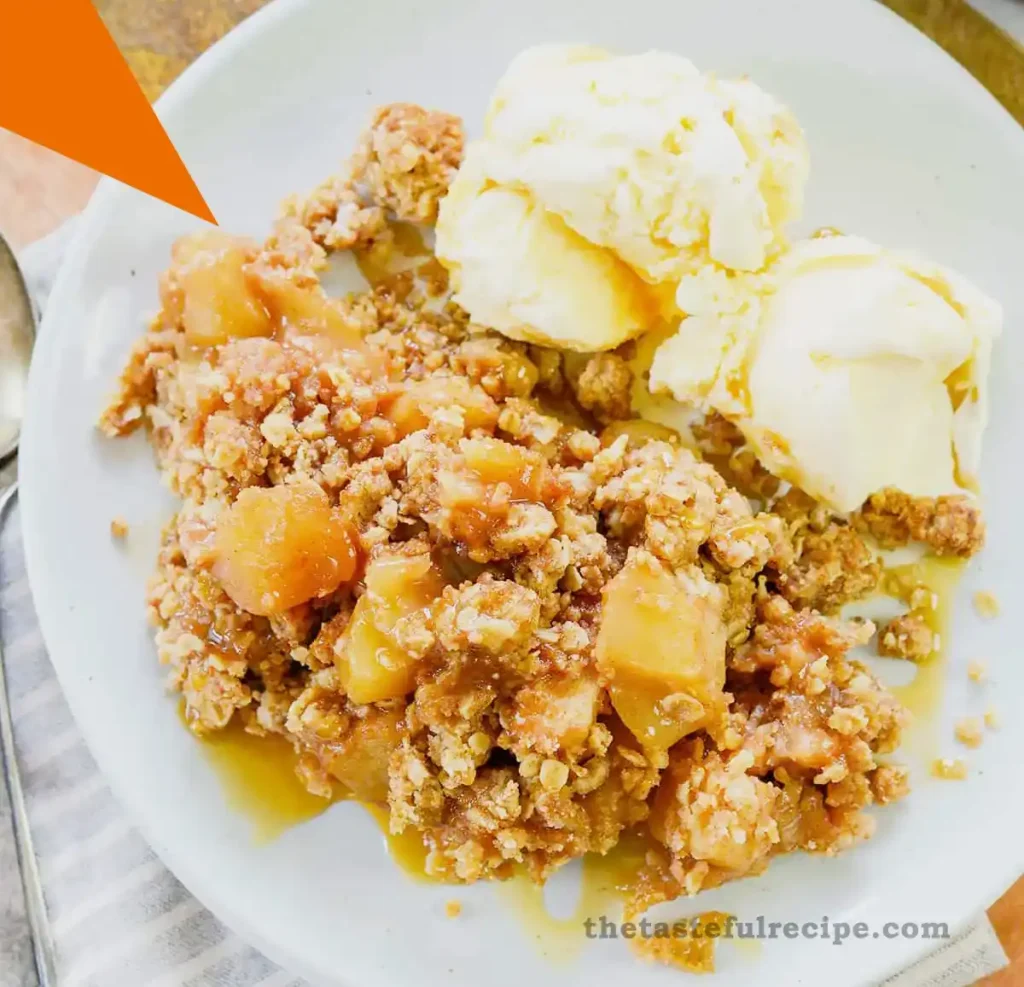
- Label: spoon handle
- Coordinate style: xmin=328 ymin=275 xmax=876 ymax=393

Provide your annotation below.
xmin=0 ymin=483 xmax=57 ymax=987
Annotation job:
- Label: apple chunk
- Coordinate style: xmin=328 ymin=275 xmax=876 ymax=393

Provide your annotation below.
xmin=165 ymin=232 xmax=273 ymax=347
xmin=213 ymin=481 xmax=358 ymax=615
xmin=336 ymin=552 xmax=445 ymax=704
xmin=596 ymin=551 xmax=726 ymax=750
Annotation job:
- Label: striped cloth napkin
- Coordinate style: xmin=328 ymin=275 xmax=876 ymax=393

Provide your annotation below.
xmin=0 ymin=507 xmax=304 ymax=987
xmin=0 ymin=228 xmax=1011 ymax=987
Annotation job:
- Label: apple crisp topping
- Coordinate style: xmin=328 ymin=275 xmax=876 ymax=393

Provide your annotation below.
xmin=630 ymin=911 xmax=732 ymax=973
xmin=100 ymin=102 xmax=985 ymax=913
xmin=877 ymin=612 xmax=935 ymax=661
xmin=854 ymin=488 xmax=985 ymax=558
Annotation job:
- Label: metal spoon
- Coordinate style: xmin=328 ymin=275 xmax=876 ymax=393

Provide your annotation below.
xmin=0 ymin=231 xmax=56 ymax=987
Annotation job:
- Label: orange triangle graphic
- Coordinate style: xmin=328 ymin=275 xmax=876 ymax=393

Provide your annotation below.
xmin=0 ymin=0 xmax=217 ymax=224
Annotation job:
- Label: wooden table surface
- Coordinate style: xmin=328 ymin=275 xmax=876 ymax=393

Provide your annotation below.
xmin=0 ymin=0 xmax=1021 ymax=983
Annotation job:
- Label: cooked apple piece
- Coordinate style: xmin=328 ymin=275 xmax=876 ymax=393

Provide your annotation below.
xmin=461 ymin=436 xmax=562 ymax=503
xmin=341 ymin=601 xmax=408 ymax=704
xmin=250 ymin=266 xmax=365 ymax=349
xmin=328 ymin=707 xmax=406 ymax=802
xmin=609 ymin=679 xmax=708 ymax=753
xmin=167 ymin=232 xmax=272 ymax=347
xmin=462 ymin=437 xmax=533 ymax=498
xmin=213 ymin=481 xmax=358 ymax=615
xmin=596 ymin=551 xmax=726 ymax=749
xmin=600 ymin=418 xmax=680 ymax=449
xmin=386 ymin=376 xmax=500 ymax=438
xmin=363 ymin=551 xmax=443 ymax=604
xmin=336 ymin=552 xmax=445 ymax=704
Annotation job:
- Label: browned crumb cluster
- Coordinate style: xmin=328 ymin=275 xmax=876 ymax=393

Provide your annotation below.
xmin=877 ymin=612 xmax=934 ymax=661
xmin=630 ymin=911 xmax=732 ymax=973
xmin=99 ymin=102 xmax=985 ymax=912
xmin=276 ymin=103 xmax=463 ymax=256
xmin=351 ymin=103 xmax=464 ymax=224
xmin=855 ymin=488 xmax=985 ymax=558
xmin=110 ymin=517 xmax=129 ymax=539
xmin=572 ymin=353 xmax=633 ymax=424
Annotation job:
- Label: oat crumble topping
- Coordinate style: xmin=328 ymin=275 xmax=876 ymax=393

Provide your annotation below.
xmin=877 ymin=612 xmax=934 ymax=661
xmin=953 ymin=717 xmax=983 ymax=749
xmin=99 ymin=102 xmax=988 ymax=915
xmin=855 ymin=489 xmax=985 ymax=558
xmin=630 ymin=911 xmax=732 ymax=973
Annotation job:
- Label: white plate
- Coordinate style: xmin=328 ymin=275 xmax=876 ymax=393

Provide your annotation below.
xmin=20 ymin=0 xmax=1024 ymax=984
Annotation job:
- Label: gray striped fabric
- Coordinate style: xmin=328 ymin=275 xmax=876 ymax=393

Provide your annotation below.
xmin=1 ymin=504 xmax=306 ymax=987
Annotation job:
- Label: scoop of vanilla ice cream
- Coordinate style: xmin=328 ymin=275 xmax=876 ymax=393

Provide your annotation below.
xmin=649 ymin=235 xmax=1001 ymax=512
xmin=435 ymin=149 xmax=660 ymax=350
xmin=436 ymin=44 xmax=808 ymax=351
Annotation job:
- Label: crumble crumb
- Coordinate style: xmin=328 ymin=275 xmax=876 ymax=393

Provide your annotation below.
xmin=972 ymin=590 xmax=1000 ymax=619
xmin=870 ymin=764 xmax=910 ymax=804
xmin=855 ymin=489 xmax=985 ymax=558
xmin=110 ymin=517 xmax=129 ymax=539
xmin=444 ymin=899 xmax=463 ymax=919
xmin=278 ymin=171 xmax=388 ymax=252
xmin=773 ymin=518 xmax=880 ymax=614
xmin=954 ymin=717 xmax=983 ymax=749
xmin=931 ymin=758 xmax=968 ymax=780
xmin=984 ymin=708 xmax=1000 ymax=730
xmin=572 ymin=352 xmax=633 ymax=423
xmin=351 ymin=103 xmax=464 ymax=224
xmin=277 ymin=102 xmax=463 ymax=255
xmin=966 ymin=660 xmax=987 ymax=682
xmin=630 ymin=912 xmax=732 ymax=974
xmin=877 ymin=612 xmax=934 ymax=661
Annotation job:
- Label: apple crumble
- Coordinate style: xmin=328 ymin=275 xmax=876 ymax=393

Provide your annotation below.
xmin=100 ymin=103 xmax=986 ymax=909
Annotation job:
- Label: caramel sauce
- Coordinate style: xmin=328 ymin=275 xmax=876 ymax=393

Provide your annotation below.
xmin=191 ymin=719 xmax=754 ymax=969
xmin=880 ymin=556 xmax=966 ymax=753
xmin=498 ymin=830 xmax=653 ymax=961
xmin=362 ymin=803 xmax=436 ymax=882
xmin=186 ymin=555 xmax=965 ymax=955
xmin=189 ymin=715 xmax=337 ymax=844
xmin=187 ymin=710 xmax=433 ymax=874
